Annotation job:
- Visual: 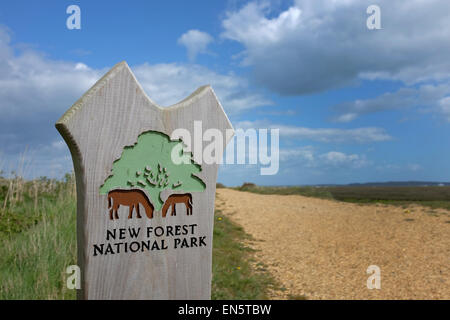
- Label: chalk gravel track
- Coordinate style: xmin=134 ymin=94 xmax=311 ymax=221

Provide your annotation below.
xmin=215 ymin=189 xmax=450 ymax=299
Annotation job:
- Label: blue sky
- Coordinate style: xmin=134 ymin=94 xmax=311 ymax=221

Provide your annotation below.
xmin=1 ymin=0 xmax=450 ymax=186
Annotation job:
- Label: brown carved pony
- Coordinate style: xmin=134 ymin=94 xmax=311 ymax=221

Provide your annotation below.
xmin=162 ymin=193 xmax=192 ymax=217
xmin=107 ymin=189 xmax=154 ymax=220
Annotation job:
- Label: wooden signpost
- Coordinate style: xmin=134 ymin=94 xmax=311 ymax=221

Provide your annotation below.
xmin=56 ymin=61 xmax=233 ymax=299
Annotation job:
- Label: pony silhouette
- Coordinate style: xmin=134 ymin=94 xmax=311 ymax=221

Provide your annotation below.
xmin=107 ymin=189 xmax=154 ymax=220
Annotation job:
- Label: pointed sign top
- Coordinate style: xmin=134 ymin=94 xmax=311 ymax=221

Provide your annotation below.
xmin=57 ymin=61 xmax=232 ymax=132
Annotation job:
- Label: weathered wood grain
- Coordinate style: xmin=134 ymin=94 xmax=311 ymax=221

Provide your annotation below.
xmin=56 ymin=61 xmax=233 ymax=299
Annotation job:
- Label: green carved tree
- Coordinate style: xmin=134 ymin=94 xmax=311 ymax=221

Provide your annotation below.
xmin=99 ymin=131 xmax=205 ymax=211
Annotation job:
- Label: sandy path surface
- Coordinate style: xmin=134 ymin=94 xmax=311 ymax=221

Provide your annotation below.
xmin=216 ymin=189 xmax=450 ymax=299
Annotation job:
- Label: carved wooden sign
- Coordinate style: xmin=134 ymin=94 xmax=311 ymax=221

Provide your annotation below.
xmin=56 ymin=61 xmax=233 ymax=299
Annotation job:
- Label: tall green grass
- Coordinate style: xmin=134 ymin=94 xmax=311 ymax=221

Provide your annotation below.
xmin=0 ymin=178 xmax=77 ymax=299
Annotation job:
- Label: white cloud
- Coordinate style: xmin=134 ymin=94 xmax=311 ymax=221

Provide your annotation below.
xmin=280 ymin=146 xmax=315 ymax=162
xmin=319 ymin=151 xmax=369 ymax=169
xmin=235 ymin=120 xmax=391 ymax=143
xmin=133 ymin=63 xmax=271 ymax=113
xmin=280 ymin=147 xmax=370 ymax=169
xmin=0 ymin=26 xmax=103 ymax=156
xmin=407 ymin=163 xmax=421 ymax=172
xmin=333 ymin=113 xmax=358 ymax=123
xmin=51 ymin=140 xmax=66 ymax=150
xmin=0 ymin=41 xmax=102 ymax=119
xmin=332 ymin=83 xmax=450 ymax=122
xmin=376 ymin=162 xmax=422 ymax=173
xmin=178 ymin=29 xmax=214 ymax=62
xmin=276 ymin=125 xmax=391 ymax=143
xmin=221 ymin=0 xmax=450 ymax=94
xmin=438 ymin=96 xmax=450 ymax=122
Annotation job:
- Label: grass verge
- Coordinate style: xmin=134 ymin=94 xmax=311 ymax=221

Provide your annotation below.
xmin=0 ymin=196 xmax=77 ymax=299
xmin=211 ymin=209 xmax=279 ymax=299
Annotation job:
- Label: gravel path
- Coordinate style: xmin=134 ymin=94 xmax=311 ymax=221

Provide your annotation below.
xmin=216 ymin=189 xmax=450 ymax=299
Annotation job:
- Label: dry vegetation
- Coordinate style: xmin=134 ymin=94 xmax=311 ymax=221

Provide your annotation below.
xmin=236 ymin=184 xmax=450 ymax=210
xmin=0 ymin=170 xmax=77 ymax=299
xmin=0 ymin=173 xmax=75 ymax=237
